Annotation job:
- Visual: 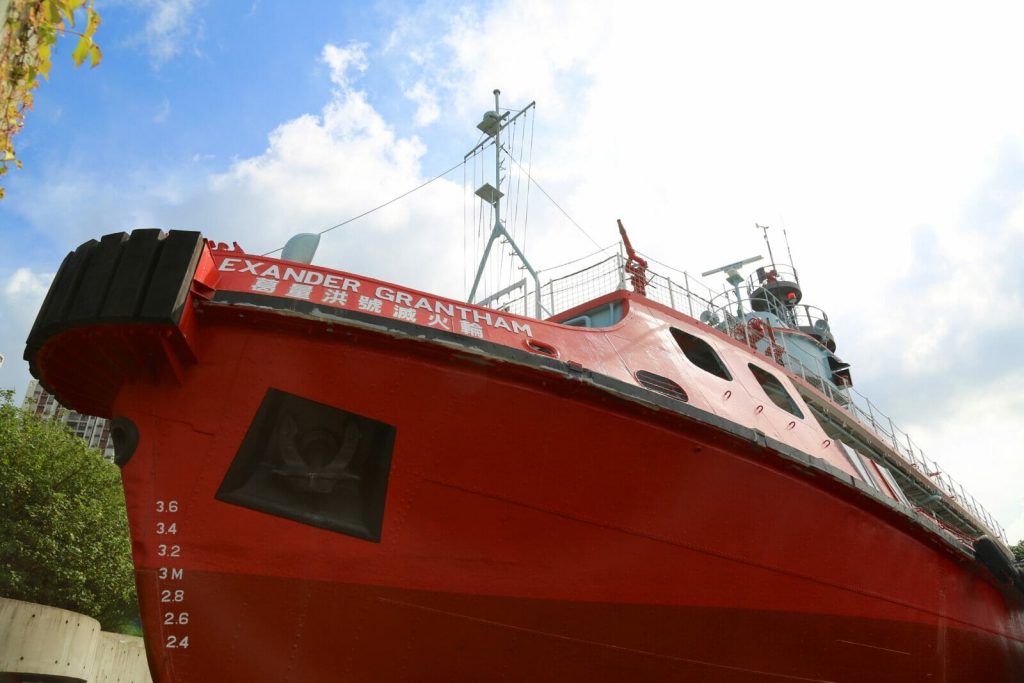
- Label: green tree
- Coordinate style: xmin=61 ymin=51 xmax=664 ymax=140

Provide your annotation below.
xmin=0 ymin=389 xmax=138 ymax=632
xmin=1012 ymin=538 xmax=1024 ymax=566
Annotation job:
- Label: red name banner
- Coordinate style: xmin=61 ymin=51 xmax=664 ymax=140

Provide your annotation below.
xmin=213 ymin=254 xmax=535 ymax=341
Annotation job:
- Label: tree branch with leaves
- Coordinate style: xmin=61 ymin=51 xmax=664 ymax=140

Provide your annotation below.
xmin=1 ymin=0 xmax=101 ymax=199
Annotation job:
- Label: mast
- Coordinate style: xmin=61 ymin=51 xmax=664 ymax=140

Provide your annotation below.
xmin=782 ymin=225 xmax=799 ymax=285
xmin=756 ymin=223 xmax=776 ymax=270
xmin=466 ymin=90 xmax=542 ymax=318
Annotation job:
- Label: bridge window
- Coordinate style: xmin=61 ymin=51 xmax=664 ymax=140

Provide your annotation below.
xmin=557 ymin=301 xmax=623 ymax=328
xmin=747 ymin=364 xmax=804 ymax=418
xmin=671 ymin=327 xmax=732 ymax=380
xmin=635 ymin=370 xmax=688 ymax=402
xmin=835 ymin=441 xmax=880 ymax=492
xmin=874 ymin=463 xmax=913 ymax=508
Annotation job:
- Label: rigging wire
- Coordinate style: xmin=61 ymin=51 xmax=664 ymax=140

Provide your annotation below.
xmin=261 ymin=159 xmax=465 ymax=256
xmin=507 ymin=154 xmax=602 ymax=250
xmin=641 ymin=252 xmax=693 ymax=279
xmin=496 ymin=226 xmax=502 ymax=295
xmin=522 ymin=108 xmax=535 ymax=256
xmin=503 ymin=117 xmax=524 ymax=298
xmin=510 ymin=124 xmax=521 ymax=240
xmin=510 ymin=124 xmax=525 ymax=258
xmin=254 ymin=103 xmax=594 ymax=316
xmin=497 ymin=128 xmax=509 ymax=292
xmin=469 ymin=149 xmax=476 ymax=298
xmin=477 ymin=154 xmax=490 ymax=295
xmin=535 ymin=242 xmax=618 ymax=273
xmin=462 ymin=158 xmax=468 ymax=297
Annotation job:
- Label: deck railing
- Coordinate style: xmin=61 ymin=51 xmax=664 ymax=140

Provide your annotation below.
xmin=482 ymin=253 xmax=1007 ymax=543
xmin=769 ymin=341 xmax=1007 ymax=542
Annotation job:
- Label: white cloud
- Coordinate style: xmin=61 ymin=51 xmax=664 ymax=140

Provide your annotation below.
xmin=188 ymin=43 xmax=463 ymax=294
xmin=902 ymin=373 xmax=1024 ymax=543
xmin=0 ymin=268 xmax=53 ymax=397
xmin=404 ymin=81 xmax=440 ymax=127
xmin=4 ymin=267 xmax=52 ymax=300
xmin=135 ymin=0 xmax=197 ymax=67
xmin=322 ymin=43 xmax=369 ymax=90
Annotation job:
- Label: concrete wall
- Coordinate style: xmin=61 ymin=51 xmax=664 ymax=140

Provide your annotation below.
xmin=0 ymin=598 xmax=151 ymax=683
xmin=88 ymin=632 xmax=150 ymax=683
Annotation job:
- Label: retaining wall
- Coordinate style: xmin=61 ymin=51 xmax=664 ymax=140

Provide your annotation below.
xmin=0 ymin=598 xmax=151 ymax=683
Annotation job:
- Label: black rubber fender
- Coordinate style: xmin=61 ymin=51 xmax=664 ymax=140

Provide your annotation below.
xmin=974 ymin=535 xmax=1021 ymax=592
xmin=24 ymin=229 xmax=204 ymax=380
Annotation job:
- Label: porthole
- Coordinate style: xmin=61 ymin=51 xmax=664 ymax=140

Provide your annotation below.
xmin=635 ymin=370 xmax=688 ymax=402
xmin=524 ymin=339 xmax=559 ymax=357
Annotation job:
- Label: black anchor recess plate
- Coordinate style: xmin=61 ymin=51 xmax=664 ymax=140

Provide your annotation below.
xmin=216 ymin=388 xmax=397 ymax=542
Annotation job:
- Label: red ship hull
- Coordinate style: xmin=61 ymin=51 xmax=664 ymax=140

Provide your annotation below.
xmin=114 ymin=318 xmax=1019 ymax=682
xmin=26 ymin=231 xmax=1024 ymax=681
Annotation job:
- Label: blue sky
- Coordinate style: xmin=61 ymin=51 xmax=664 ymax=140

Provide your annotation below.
xmin=2 ymin=0 xmax=1023 ymax=542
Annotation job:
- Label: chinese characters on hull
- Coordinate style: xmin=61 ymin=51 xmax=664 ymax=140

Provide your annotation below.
xmin=216 ymin=256 xmax=533 ymax=340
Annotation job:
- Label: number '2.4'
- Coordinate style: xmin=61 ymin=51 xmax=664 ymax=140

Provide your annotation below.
xmin=165 ymin=635 xmax=190 ymax=649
